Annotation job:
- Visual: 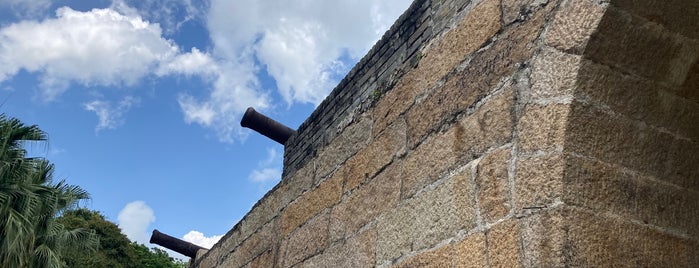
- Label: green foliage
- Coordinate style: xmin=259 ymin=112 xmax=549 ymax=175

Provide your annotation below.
xmin=58 ymin=209 xmax=188 ymax=268
xmin=0 ymin=114 xmax=98 ymax=268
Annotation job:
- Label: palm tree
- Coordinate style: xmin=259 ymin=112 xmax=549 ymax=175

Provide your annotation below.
xmin=0 ymin=114 xmax=98 ymax=268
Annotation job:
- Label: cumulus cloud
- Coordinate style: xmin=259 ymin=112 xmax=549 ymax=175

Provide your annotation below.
xmin=0 ymin=0 xmax=51 ymax=18
xmin=182 ymin=231 xmax=223 ymax=249
xmin=206 ymin=0 xmax=412 ymax=105
xmin=111 ymin=0 xmax=205 ymax=35
xmin=0 ymin=7 xmax=182 ymax=100
xmin=117 ymin=201 xmax=156 ymax=245
xmin=248 ymin=148 xmax=282 ymax=184
xmin=84 ymin=96 xmax=140 ymax=132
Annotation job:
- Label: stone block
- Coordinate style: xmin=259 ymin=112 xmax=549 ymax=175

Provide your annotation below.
xmin=280 ymin=160 xmax=314 ymax=208
xmin=330 ymin=163 xmax=401 ymax=242
xmin=519 ymin=207 xmax=567 ymax=267
xmin=564 ymin=101 xmax=694 ymax=186
xmin=280 ymin=171 xmax=342 ymax=237
xmin=226 ymin=218 xmax=279 ymax=268
xmin=280 ymin=212 xmax=330 ymax=268
xmin=613 ymin=0 xmax=699 ymax=39
xmin=520 ymin=207 xmax=699 ymax=267
xmin=502 ymin=0 xmax=557 ymax=25
xmin=454 ymin=233 xmax=488 ymax=268
xmin=575 ymin=59 xmax=699 ymax=141
xmin=517 ymin=104 xmax=569 ymax=153
xmin=486 ymin=220 xmax=523 ymax=267
xmin=664 ymin=137 xmax=699 ymax=191
xmin=315 ymin=116 xmax=372 ymax=179
xmin=545 ymin=0 xmax=606 ymax=53
xmin=562 ymin=155 xmax=637 ymax=219
xmin=451 ymin=89 xmax=515 ymax=157
xmin=372 ymin=69 xmax=427 ymax=135
xmin=515 ymin=153 xmax=565 ymax=210
xmin=475 ymin=147 xmax=512 ymax=223
xmin=249 ymin=248 xmax=276 ymax=268
xmin=344 ymin=118 xmax=405 ymax=192
xmin=404 ymin=88 xmax=515 ymax=199
xmin=406 ymin=1 xmax=550 ymax=147
xmin=530 ymin=48 xmax=581 ymax=101
xmin=238 ymin=186 xmax=283 ymax=241
xmin=585 ymin=6 xmax=699 ymax=86
xmin=377 ymin=174 xmax=476 ymax=264
xmin=677 ymin=58 xmax=699 ymax=103
xmin=424 ymin=0 xmax=501 ymax=80
xmin=394 ymin=244 xmax=453 ymax=268
xmin=401 ymin=130 xmax=457 ymax=199
xmin=301 ymin=228 xmax=376 ymax=268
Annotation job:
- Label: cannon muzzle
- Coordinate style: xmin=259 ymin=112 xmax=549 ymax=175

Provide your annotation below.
xmin=149 ymin=229 xmax=206 ymax=258
xmin=241 ymin=107 xmax=296 ymax=145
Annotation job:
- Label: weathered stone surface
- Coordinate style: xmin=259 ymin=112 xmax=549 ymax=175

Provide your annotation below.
xmin=377 ymin=174 xmax=476 ymax=264
xmin=519 ymin=208 xmax=567 ymax=267
xmin=530 ymin=48 xmax=581 ymax=101
xmin=406 ymin=0 xmax=503 ymax=147
xmin=280 ymin=212 xmax=329 ymax=268
xmin=301 ymin=228 xmax=376 ymax=268
xmin=315 ymin=115 xmax=372 ymax=180
xmin=280 ymin=160 xmax=314 ymax=208
xmin=613 ymin=0 xmax=699 ymax=39
xmin=281 ymin=171 xmax=342 ymax=237
xmin=476 ymin=147 xmax=512 ymax=223
xmin=565 ymin=101 xmax=699 ymax=190
xmin=575 ymin=59 xmax=699 ymax=141
xmin=238 ymin=186 xmax=283 ymax=241
xmin=224 ymin=219 xmax=279 ymax=268
xmin=373 ymin=0 xmax=503 ymax=136
xmin=545 ymin=0 xmax=606 ymax=53
xmin=521 ymin=207 xmax=699 ymax=267
xmin=373 ymin=0 xmax=502 ymax=135
xmin=453 ymin=233 xmax=488 ymax=268
xmin=330 ymin=163 xmax=401 ymax=242
xmin=393 ymin=244 xmax=452 ymax=268
xmin=486 ymin=220 xmax=522 ymax=267
xmin=585 ymin=6 xmax=699 ymax=86
xmin=344 ymin=118 xmax=405 ymax=192
xmin=249 ymin=248 xmax=276 ymax=268
xmin=515 ymin=153 xmax=565 ymax=210
xmin=407 ymin=2 xmax=551 ymax=147
xmin=677 ymin=56 xmax=699 ymax=103
xmin=403 ymin=89 xmax=514 ymax=199
xmin=517 ymin=104 xmax=569 ymax=153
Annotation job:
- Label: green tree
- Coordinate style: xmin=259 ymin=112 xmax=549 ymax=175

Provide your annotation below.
xmin=0 ymin=114 xmax=98 ymax=267
xmin=58 ymin=209 xmax=188 ymax=268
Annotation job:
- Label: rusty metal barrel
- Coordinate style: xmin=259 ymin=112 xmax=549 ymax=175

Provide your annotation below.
xmin=149 ymin=229 xmax=206 ymax=258
xmin=240 ymin=107 xmax=296 ymax=145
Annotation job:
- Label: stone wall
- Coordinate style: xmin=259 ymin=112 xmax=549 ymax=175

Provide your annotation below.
xmin=194 ymin=0 xmax=699 ymax=266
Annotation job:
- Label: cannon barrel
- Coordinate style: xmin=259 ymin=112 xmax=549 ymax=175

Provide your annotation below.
xmin=149 ymin=229 xmax=206 ymax=258
xmin=240 ymin=107 xmax=296 ymax=145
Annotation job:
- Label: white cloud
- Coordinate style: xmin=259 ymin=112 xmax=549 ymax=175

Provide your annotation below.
xmin=84 ymin=96 xmax=140 ymax=132
xmin=117 ymin=201 xmax=156 ymax=245
xmin=0 ymin=7 xmax=179 ymax=100
xmin=182 ymin=231 xmax=223 ymax=249
xmin=111 ymin=0 xmax=205 ymax=35
xmin=206 ymin=0 xmax=412 ymax=105
xmin=248 ymin=148 xmax=282 ymax=184
xmin=0 ymin=0 xmax=51 ymax=18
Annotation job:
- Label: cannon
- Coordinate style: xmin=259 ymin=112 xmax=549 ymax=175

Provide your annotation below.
xmin=149 ymin=229 xmax=206 ymax=258
xmin=240 ymin=107 xmax=296 ymax=145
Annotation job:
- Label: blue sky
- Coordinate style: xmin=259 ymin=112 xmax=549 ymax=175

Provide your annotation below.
xmin=0 ymin=0 xmax=411 ymax=259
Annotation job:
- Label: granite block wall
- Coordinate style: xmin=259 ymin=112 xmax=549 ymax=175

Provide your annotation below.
xmin=194 ymin=0 xmax=699 ymax=266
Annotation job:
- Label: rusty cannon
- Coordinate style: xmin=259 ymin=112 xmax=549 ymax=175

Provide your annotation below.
xmin=149 ymin=229 xmax=206 ymax=258
xmin=240 ymin=107 xmax=296 ymax=145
